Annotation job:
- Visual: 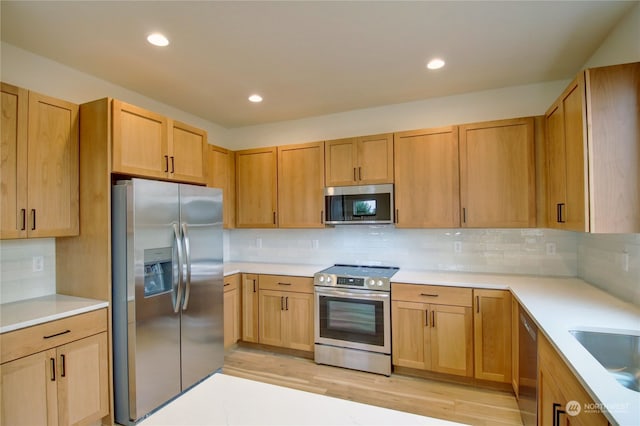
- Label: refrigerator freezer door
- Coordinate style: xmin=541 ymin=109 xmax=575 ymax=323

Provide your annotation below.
xmin=130 ymin=179 xmax=182 ymax=421
xmin=179 ymin=184 xmax=224 ymax=390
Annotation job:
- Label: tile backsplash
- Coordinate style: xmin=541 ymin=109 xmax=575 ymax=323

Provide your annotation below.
xmin=577 ymin=233 xmax=640 ymax=306
xmin=0 ymin=238 xmax=56 ymax=304
xmin=228 ymin=227 xmax=578 ymax=276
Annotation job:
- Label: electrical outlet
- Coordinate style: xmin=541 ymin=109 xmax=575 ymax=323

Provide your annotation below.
xmin=454 ymin=241 xmax=462 ymax=253
xmin=255 ymin=237 xmax=262 ymax=249
xmin=312 ymin=239 xmax=319 ymax=249
xmin=546 ymin=243 xmax=556 ymax=256
xmin=622 ymin=252 xmax=629 ymax=272
xmin=32 ymin=256 xmax=44 ymax=272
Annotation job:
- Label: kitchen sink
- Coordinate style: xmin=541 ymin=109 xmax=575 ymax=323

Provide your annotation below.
xmin=569 ymin=329 xmax=640 ymax=392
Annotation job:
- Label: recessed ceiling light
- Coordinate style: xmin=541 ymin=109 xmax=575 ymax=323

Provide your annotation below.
xmin=248 ymin=94 xmax=263 ymax=103
xmin=147 ymin=33 xmax=169 ymax=47
xmin=427 ymin=58 xmax=445 ymax=70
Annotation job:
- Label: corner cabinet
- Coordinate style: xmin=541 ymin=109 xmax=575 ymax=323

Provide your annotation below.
xmin=325 ymin=133 xmax=393 ymax=186
xmin=473 ymin=289 xmax=512 ymax=383
xmin=1 ymin=83 xmax=79 ymax=239
xmin=235 ymin=147 xmax=278 ymax=228
xmin=391 ymin=283 xmax=473 ymax=377
xmin=241 ymin=274 xmax=259 ymax=343
xmin=545 ymin=62 xmax=640 ymax=233
xmin=112 ymin=99 xmax=206 ymax=184
xmin=277 ymin=142 xmax=325 ymax=228
xmin=538 ymin=334 xmax=608 ymax=426
xmin=459 ymin=117 xmax=536 ymax=228
xmin=258 ymin=275 xmax=314 ymax=352
xmin=393 ymin=126 xmax=460 ymax=227
xmin=0 ymin=309 xmax=109 ymax=426
xmin=206 ymin=144 xmax=236 ymax=229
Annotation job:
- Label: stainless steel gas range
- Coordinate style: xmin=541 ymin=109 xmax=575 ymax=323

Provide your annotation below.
xmin=313 ymin=264 xmax=399 ymax=376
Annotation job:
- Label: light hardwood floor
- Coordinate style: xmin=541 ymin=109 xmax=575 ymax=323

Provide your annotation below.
xmin=223 ymin=345 xmax=524 ymax=426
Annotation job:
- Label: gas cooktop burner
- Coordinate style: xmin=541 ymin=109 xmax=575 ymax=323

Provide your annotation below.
xmin=313 ymin=264 xmax=399 ymax=291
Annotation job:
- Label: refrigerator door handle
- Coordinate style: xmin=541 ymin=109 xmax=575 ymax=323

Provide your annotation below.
xmin=181 ymin=222 xmax=192 ymax=310
xmin=173 ymin=223 xmax=184 ymax=313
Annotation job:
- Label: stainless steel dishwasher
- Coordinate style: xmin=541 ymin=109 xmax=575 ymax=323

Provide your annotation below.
xmin=518 ymin=308 xmax=538 ymax=426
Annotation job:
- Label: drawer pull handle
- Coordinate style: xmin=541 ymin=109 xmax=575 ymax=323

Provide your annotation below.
xmin=43 ymin=329 xmax=71 ymax=339
xmin=224 ymin=283 xmax=230 ymax=287
xmin=50 ymin=358 xmax=56 ymax=381
xmin=420 ymin=293 xmax=439 ymax=297
xmin=278 ymin=282 xmax=292 ymax=286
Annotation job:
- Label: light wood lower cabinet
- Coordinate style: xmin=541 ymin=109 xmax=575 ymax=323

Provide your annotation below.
xmin=224 ymin=274 xmax=241 ymax=348
xmin=538 ymin=334 xmax=609 ymax=426
xmin=241 ymin=274 xmax=259 ymax=343
xmin=0 ymin=310 xmax=109 ymax=426
xmin=473 ymin=289 xmax=512 ymax=383
xmin=391 ymin=283 xmax=473 ymax=377
xmin=258 ymin=275 xmax=314 ymax=352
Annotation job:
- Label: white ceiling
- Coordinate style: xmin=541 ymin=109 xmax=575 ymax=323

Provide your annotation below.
xmin=1 ymin=1 xmax=635 ymax=128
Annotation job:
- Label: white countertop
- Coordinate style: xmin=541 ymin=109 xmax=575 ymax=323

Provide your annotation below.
xmin=0 ymin=294 xmax=108 ymax=334
xmin=140 ymin=373 xmax=465 ymax=426
xmin=223 ymin=263 xmax=640 ymax=426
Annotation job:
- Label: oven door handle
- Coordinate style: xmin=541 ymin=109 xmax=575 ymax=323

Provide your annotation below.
xmin=314 ymin=287 xmax=389 ymax=301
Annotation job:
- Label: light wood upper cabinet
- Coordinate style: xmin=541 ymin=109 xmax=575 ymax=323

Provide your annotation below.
xmin=546 ymin=62 xmax=640 ymax=233
xmin=459 ymin=117 xmax=536 ymax=228
xmin=1 ymin=83 xmax=79 ymax=239
xmin=394 ymin=126 xmax=460 ymax=228
xmin=235 ymin=147 xmax=278 ymax=228
xmin=391 ymin=283 xmax=473 ymax=377
xmin=206 ymin=144 xmax=236 ymax=229
xmin=170 ymin=120 xmax=207 ymax=184
xmin=277 ymin=142 xmax=325 ymax=228
xmin=473 ymin=289 xmax=512 ymax=383
xmin=325 ymin=133 xmax=393 ymax=186
xmin=112 ymin=100 xmax=206 ymax=184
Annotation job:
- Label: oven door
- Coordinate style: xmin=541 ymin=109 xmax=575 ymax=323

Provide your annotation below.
xmin=314 ymin=286 xmax=390 ymax=354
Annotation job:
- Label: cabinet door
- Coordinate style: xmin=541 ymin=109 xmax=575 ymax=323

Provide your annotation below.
xmin=57 ymin=333 xmax=109 ymax=426
xmin=258 ymin=289 xmax=285 ymax=347
xmin=430 ymin=304 xmax=473 ymax=377
xmin=473 ymin=289 xmax=512 ymax=383
xmin=0 ymin=83 xmax=28 ymax=239
xmin=206 ymin=145 xmax=236 ymax=229
xmin=236 ymin=147 xmax=277 ymax=228
xmin=278 ymin=142 xmax=325 ymax=228
xmin=357 ymin=133 xmax=393 ymax=184
xmin=460 ymin=117 xmax=536 ymax=228
xmin=27 ymin=91 xmax=79 ymax=238
xmin=545 ymin=101 xmax=568 ymax=229
xmin=391 ymin=300 xmax=429 ymax=370
xmin=223 ymin=274 xmax=241 ymax=348
xmin=325 ymin=138 xmax=358 ymax=186
xmin=241 ymin=274 xmax=259 ymax=343
xmin=170 ymin=120 xmax=206 ymax=184
xmin=112 ymin=99 xmax=168 ymax=179
xmin=285 ymin=292 xmax=314 ymax=351
xmin=0 ymin=349 xmax=57 ymax=426
xmin=394 ymin=127 xmax=460 ymax=227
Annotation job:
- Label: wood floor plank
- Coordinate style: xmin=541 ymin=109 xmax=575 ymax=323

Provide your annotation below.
xmin=223 ymin=345 xmax=523 ymax=426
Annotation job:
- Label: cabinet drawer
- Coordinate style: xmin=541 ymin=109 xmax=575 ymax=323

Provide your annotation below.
xmin=0 ymin=308 xmax=108 ymax=364
xmin=259 ymin=274 xmax=313 ymax=294
xmin=224 ymin=273 xmax=240 ymax=292
xmin=391 ymin=283 xmax=472 ymax=307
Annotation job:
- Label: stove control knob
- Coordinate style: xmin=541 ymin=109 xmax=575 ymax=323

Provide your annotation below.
xmin=318 ymin=275 xmax=325 ymax=283
xmin=368 ymin=279 xmax=375 ymax=287
xmin=377 ymin=280 xmax=384 ymax=287
xmin=326 ymin=276 xmax=332 ymax=284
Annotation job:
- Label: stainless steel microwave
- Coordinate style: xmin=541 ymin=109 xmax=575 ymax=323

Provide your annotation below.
xmin=324 ymin=184 xmax=394 ymax=225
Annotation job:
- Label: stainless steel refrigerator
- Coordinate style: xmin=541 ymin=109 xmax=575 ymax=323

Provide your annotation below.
xmin=112 ymin=178 xmax=223 ymax=425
